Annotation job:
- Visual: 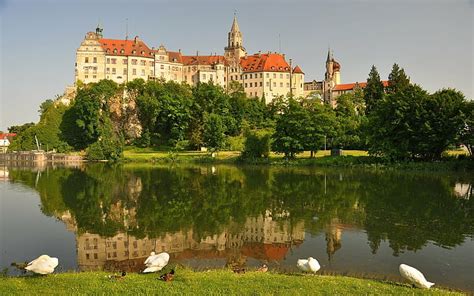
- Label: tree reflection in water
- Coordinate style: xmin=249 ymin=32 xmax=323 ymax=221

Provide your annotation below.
xmin=8 ymin=164 xmax=474 ymax=272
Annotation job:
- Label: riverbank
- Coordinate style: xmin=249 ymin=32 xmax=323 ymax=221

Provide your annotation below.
xmin=0 ymin=270 xmax=462 ymax=295
xmin=123 ymin=148 xmax=473 ymax=171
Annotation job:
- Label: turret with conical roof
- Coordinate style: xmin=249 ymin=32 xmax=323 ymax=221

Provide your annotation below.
xmin=225 ymin=13 xmax=247 ymax=70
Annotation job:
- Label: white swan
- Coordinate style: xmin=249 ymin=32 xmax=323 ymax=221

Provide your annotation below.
xmin=143 ymin=252 xmax=170 ymax=273
xmin=25 ymin=255 xmax=58 ymax=275
xmin=399 ymin=264 xmax=435 ymax=289
xmin=297 ymin=257 xmax=320 ymax=273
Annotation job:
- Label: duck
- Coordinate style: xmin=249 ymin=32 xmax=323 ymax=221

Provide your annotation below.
xmin=297 ymin=257 xmax=320 ymax=273
xmin=143 ymin=252 xmax=170 ymax=273
xmin=24 ymin=255 xmax=58 ymax=275
xmin=107 ymin=271 xmax=127 ymax=280
xmin=159 ymin=269 xmax=175 ymax=282
xmin=232 ymin=267 xmax=246 ymax=274
xmin=399 ymin=264 xmax=434 ymax=289
xmin=257 ymin=264 xmax=268 ymax=273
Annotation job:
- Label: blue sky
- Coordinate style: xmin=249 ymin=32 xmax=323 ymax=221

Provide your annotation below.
xmin=0 ymin=0 xmax=472 ymax=130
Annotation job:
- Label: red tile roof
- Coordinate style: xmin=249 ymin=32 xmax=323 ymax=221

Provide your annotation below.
xmin=99 ymin=37 xmax=154 ymax=58
xmin=182 ymin=55 xmax=228 ymax=66
xmin=240 ymin=53 xmax=292 ymax=73
xmin=0 ymin=133 xmax=16 ymax=140
xmin=293 ymin=65 xmax=304 ymax=74
xmin=333 ymin=80 xmax=388 ymax=91
xmin=168 ymin=51 xmax=183 ymax=63
xmin=241 ymin=243 xmax=292 ymax=261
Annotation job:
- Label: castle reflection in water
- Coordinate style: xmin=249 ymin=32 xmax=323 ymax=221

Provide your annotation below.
xmin=60 ymin=209 xmax=313 ymax=271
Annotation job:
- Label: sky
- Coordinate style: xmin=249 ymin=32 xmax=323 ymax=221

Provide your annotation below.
xmin=0 ymin=0 xmax=473 ymax=131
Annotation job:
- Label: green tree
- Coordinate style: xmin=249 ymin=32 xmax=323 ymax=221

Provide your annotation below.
xmin=203 ymin=113 xmax=226 ymax=150
xmin=363 ymin=65 xmax=385 ymax=114
xmin=460 ymin=100 xmax=474 ymax=156
xmin=8 ymin=122 xmax=35 ymax=134
xmin=386 ymin=63 xmax=410 ymax=94
xmin=334 ymin=91 xmax=366 ymax=149
xmin=61 ymin=80 xmax=118 ymax=150
xmin=272 ymin=98 xmax=310 ymax=158
xmin=366 ymin=85 xmax=466 ymax=160
xmin=241 ymin=129 xmax=272 ymax=159
xmin=302 ymin=99 xmax=338 ymax=156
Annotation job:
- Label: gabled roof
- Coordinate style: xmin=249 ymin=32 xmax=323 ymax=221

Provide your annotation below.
xmin=293 ymin=65 xmax=304 ymax=74
xmin=240 ymin=53 xmax=293 ymax=73
xmin=333 ymin=80 xmax=389 ymax=91
xmin=99 ymin=37 xmax=154 ymax=58
xmin=182 ymin=55 xmax=228 ymax=66
xmin=168 ymin=51 xmax=183 ymax=63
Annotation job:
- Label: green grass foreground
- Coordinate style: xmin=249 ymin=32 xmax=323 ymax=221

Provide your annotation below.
xmin=0 ymin=270 xmax=462 ymax=295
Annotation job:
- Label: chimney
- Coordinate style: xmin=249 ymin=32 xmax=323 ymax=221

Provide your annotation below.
xmin=178 ymin=49 xmax=181 ymax=53
xmin=134 ymin=36 xmax=139 ymax=44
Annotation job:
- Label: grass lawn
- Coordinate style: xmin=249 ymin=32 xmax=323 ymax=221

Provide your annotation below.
xmin=0 ymin=270 xmax=462 ymax=295
xmin=122 ymin=147 xmax=368 ymax=162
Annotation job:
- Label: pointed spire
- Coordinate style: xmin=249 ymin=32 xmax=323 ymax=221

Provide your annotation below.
xmin=326 ymin=47 xmax=331 ymax=62
xmin=231 ymin=11 xmax=240 ymax=32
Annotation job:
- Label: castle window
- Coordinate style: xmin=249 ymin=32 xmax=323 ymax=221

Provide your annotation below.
xmin=287 ymin=74 xmax=290 ymax=79
xmin=123 ymin=59 xmax=127 ymax=64
xmin=111 ymin=58 xmax=117 ymax=64
xmin=266 ymin=73 xmax=269 ymax=78
xmin=273 ymin=73 xmax=276 ymax=78
xmin=132 ymin=50 xmax=136 ymax=54
xmin=266 ymin=82 xmax=270 ymax=87
xmin=141 ymin=69 xmax=145 ymax=76
xmin=112 ymin=68 xmax=116 ymax=74
xmin=210 ymin=74 xmax=213 ymax=80
xmin=245 ymin=83 xmax=248 ymax=87
xmin=106 ymin=68 xmax=110 ymax=74
xmin=93 ymin=75 xmax=96 ymax=79
xmin=121 ymin=49 xmax=125 ymax=54
xmin=132 ymin=69 xmax=136 ymax=75
xmin=85 ymin=57 xmax=89 ymax=63
xmin=273 ymin=82 xmax=276 ymax=87
xmin=150 ymin=70 xmax=154 ymax=76
xmin=280 ymin=82 xmax=283 ymax=87
xmin=249 ymin=82 xmax=252 ymax=87
xmin=106 ymin=58 xmax=110 ymax=64
xmin=123 ymin=69 xmax=127 ymax=75
xmin=141 ymin=51 xmax=145 ymax=55
xmin=260 ymin=82 xmax=263 ymax=87
xmin=160 ymin=65 xmax=164 ymax=70
xmin=113 ymin=49 xmax=117 ymax=54
xmin=286 ymin=83 xmax=290 ymax=87
xmin=140 ymin=60 xmax=146 ymax=66
xmin=280 ymin=74 xmax=283 ymax=79
xmin=249 ymin=74 xmax=252 ymax=79
xmin=93 ymin=57 xmax=97 ymax=63
xmin=132 ymin=59 xmax=137 ymax=65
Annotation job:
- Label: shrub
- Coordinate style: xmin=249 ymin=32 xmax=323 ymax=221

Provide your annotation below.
xmin=242 ymin=129 xmax=272 ymax=159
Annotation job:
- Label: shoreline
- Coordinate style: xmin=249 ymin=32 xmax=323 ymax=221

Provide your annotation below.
xmin=0 ymin=269 xmax=463 ymax=295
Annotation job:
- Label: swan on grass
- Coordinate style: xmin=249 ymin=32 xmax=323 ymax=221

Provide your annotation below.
xmin=143 ymin=252 xmax=170 ymax=273
xmin=297 ymin=257 xmax=320 ymax=273
xmin=25 ymin=255 xmax=58 ymax=275
xmin=399 ymin=264 xmax=435 ymax=289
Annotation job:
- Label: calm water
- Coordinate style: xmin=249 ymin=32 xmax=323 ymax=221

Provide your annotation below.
xmin=0 ymin=164 xmax=473 ymax=291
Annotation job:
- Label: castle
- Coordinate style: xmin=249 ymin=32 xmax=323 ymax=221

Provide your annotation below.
xmin=75 ymin=16 xmax=305 ymax=104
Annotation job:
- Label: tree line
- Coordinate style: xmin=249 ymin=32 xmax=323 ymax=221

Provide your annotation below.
xmin=8 ymin=63 xmax=473 ymax=161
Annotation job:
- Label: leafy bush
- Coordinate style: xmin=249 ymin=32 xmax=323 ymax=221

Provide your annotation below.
xmin=242 ymin=129 xmax=272 ymax=159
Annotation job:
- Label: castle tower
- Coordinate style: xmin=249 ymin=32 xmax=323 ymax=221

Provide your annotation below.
xmin=224 ymin=14 xmax=247 ymax=70
xmin=323 ymin=48 xmax=341 ymax=105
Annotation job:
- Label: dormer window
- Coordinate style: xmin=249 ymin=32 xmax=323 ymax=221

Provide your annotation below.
xmin=141 ymin=51 xmax=145 ymax=55
xmin=113 ymin=49 xmax=117 ymax=54
xmin=132 ymin=50 xmax=136 ymax=54
xmin=120 ymin=49 xmax=125 ymax=54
